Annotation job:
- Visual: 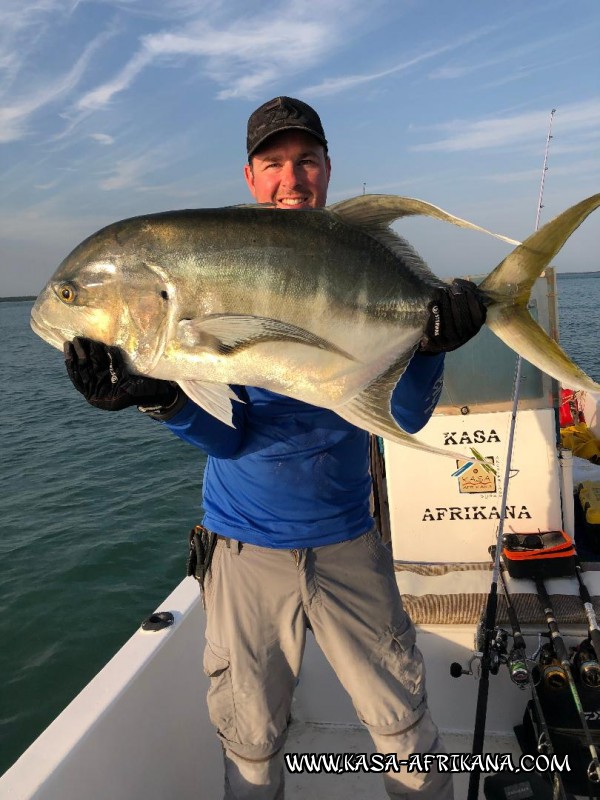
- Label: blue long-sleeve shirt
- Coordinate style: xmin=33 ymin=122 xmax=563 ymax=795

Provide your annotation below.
xmin=162 ymin=352 xmax=444 ymax=548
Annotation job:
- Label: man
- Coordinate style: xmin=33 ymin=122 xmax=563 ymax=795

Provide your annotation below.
xmin=65 ymin=97 xmax=486 ymax=798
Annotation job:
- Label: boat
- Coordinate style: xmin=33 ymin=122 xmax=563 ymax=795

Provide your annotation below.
xmin=5 ymin=109 xmax=600 ymax=798
xmin=2 ymin=261 xmax=600 ymax=799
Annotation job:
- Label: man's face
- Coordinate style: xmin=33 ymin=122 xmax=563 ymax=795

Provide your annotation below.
xmin=244 ymin=130 xmax=331 ymax=210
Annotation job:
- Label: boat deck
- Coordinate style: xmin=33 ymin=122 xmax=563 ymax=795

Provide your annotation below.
xmin=1 ymin=575 xmax=594 ymax=799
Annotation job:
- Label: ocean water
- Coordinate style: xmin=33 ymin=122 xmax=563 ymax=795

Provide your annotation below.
xmin=0 ymin=301 xmax=204 ymax=774
xmin=555 ymin=272 xmax=600 ymax=382
xmin=1 ymin=274 xmax=599 ymax=776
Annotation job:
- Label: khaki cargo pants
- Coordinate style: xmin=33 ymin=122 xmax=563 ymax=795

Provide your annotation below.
xmin=202 ymin=528 xmax=453 ymax=799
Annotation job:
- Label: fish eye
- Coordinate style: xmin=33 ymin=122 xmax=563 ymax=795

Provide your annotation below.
xmin=58 ymin=283 xmax=77 ymax=303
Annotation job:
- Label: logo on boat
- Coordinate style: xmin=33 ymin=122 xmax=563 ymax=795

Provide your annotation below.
xmin=454 ymin=456 xmax=497 ymax=494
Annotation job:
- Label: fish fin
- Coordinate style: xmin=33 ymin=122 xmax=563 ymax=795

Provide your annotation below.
xmin=480 ymin=193 xmax=600 ymax=300
xmin=177 ymin=380 xmax=244 ymax=428
xmin=338 ymin=348 xmax=415 ymax=431
xmin=486 ymin=305 xmax=600 ymax=393
xmin=178 ymin=314 xmax=356 ymax=360
xmin=334 ymin=348 xmax=468 ymax=458
xmin=328 ymin=195 xmax=520 ymax=246
xmin=479 ymin=193 xmax=600 ymax=393
xmin=327 ymin=194 xmax=519 ymax=287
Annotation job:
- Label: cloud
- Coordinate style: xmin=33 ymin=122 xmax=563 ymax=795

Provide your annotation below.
xmin=411 ymin=99 xmax=600 ymax=153
xmin=427 ymin=33 xmax=565 ymax=81
xmin=89 ymin=132 xmax=115 ymax=145
xmin=0 ymin=1 xmax=212 ymax=142
xmin=76 ymin=47 xmax=151 ymax=110
xmin=99 ymin=156 xmax=148 ymax=190
xmin=96 ymin=134 xmax=193 ymax=190
xmin=0 ymin=2 xmax=69 ymax=84
xmin=0 ymin=24 xmax=115 ymax=142
xmin=300 ymin=25 xmax=498 ymax=98
xmin=34 ymin=179 xmax=62 ymax=190
xmin=486 ymin=158 xmax=600 ymax=184
xmin=75 ymin=2 xmax=369 ymax=110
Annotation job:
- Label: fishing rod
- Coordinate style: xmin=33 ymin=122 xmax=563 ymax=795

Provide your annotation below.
xmin=567 ymin=556 xmax=600 ymax=689
xmin=492 ymin=545 xmax=571 ymax=800
xmin=535 ymin=108 xmax=556 ymax=231
xmin=575 ymin=559 xmax=600 ymax=666
xmin=463 ymin=109 xmax=559 ymax=800
xmin=535 ymin=576 xmax=600 ymax=787
xmin=502 ymin=533 xmax=600 ymax=688
xmin=464 ymin=356 xmax=523 ymax=800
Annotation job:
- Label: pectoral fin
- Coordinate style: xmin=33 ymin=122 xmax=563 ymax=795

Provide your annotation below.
xmin=177 ymin=314 xmax=356 ymax=360
xmin=335 ymin=349 xmax=416 ymax=438
xmin=177 ymin=380 xmax=244 ymax=428
xmin=335 ymin=348 xmax=470 ymax=459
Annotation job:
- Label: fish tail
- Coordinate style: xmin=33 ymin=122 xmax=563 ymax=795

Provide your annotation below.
xmin=477 ymin=193 xmax=600 ymax=394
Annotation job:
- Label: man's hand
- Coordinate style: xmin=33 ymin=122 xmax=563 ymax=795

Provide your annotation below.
xmin=419 ymin=279 xmax=487 ymax=355
xmin=64 ymin=337 xmax=179 ymax=412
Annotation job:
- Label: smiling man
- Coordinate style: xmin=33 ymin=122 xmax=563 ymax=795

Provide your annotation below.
xmin=63 ymin=96 xmax=487 ymax=800
xmin=244 ymin=97 xmax=330 ymax=209
xmin=190 ymin=97 xmax=463 ymax=800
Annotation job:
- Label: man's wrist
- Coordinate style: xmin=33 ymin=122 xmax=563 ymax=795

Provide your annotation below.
xmin=138 ymin=387 xmax=187 ymax=421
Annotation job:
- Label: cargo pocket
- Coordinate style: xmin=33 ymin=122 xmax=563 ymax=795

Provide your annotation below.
xmin=362 ymin=623 xmax=426 ymax=731
xmin=203 ymin=641 xmax=238 ymax=743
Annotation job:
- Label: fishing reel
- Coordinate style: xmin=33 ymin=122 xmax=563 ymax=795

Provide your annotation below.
xmin=505 ymin=647 xmax=529 ymax=688
xmin=451 ymin=625 xmax=535 ymax=688
xmin=572 ymin=638 xmax=600 ymax=689
xmin=537 ymin=641 xmax=568 ymax=691
xmin=534 ymin=636 xmax=600 ymax=691
xmin=450 ymin=652 xmax=482 ymax=679
xmin=451 ymin=626 xmax=510 ymax=680
xmin=450 ymin=622 xmax=486 ymax=679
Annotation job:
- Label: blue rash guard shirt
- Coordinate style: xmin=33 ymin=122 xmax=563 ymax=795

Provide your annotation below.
xmin=162 ymin=352 xmax=444 ymax=549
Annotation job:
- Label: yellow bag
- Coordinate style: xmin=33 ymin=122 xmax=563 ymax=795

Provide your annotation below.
xmin=560 ymin=423 xmax=600 ymax=464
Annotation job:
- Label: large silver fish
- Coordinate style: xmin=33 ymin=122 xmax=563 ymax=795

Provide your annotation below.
xmin=31 ymin=194 xmax=600 ymax=455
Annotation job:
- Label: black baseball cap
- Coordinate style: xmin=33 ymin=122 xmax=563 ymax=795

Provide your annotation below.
xmin=246 ymin=96 xmax=328 ymax=158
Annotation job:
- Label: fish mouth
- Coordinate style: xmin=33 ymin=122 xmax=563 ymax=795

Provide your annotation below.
xmin=30 ymin=310 xmax=70 ymax=351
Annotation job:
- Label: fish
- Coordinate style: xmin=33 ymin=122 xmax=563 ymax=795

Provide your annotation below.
xmin=30 ymin=193 xmax=600 ymax=457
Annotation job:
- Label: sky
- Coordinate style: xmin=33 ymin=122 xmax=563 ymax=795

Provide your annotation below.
xmin=1 ymin=0 xmax=599 ymax=297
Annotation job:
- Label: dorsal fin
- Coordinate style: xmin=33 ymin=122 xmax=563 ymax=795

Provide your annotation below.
xmin=327 ymin=194 xmax=520 ymax=245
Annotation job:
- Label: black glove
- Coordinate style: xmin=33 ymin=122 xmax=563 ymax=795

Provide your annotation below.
xmin=64 ymin=337 xmax=179 ymax=412
xmin=419 ymin=278 xmax=487 ymax=355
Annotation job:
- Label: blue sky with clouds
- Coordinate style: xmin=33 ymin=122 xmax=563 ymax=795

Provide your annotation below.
xmin=1 ymin=0 xmax=599 ymax=296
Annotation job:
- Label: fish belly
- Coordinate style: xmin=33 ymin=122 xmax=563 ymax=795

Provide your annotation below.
xmin=154 ymin=323 xmax=422 ymax=410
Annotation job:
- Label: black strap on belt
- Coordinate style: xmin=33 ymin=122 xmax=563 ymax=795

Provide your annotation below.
xmin=187 ymin=525 xmax=218 ymax=584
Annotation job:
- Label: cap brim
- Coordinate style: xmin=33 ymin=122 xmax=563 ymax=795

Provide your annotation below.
xmin=248 ymin=126 xmax=327 ymax=157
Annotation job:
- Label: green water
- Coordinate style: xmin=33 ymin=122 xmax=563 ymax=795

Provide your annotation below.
xmin=0 ymin=301 xmax=205 ymax=774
